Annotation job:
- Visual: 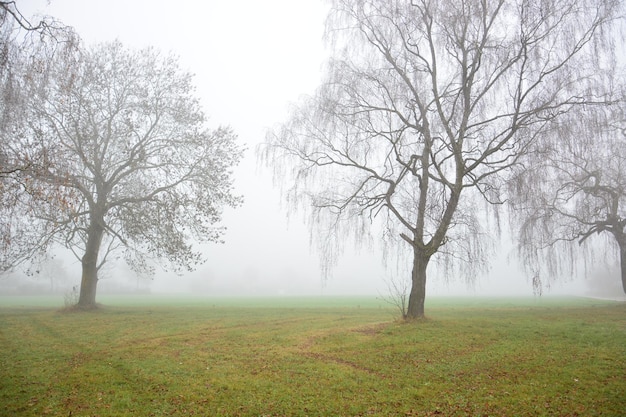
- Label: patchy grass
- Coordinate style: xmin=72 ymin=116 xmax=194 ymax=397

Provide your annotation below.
xmin=0 ymin=296 xmax=624 ymax=416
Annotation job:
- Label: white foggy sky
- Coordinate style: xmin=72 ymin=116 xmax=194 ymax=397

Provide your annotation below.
xmin=15 ymin=0 xmax=595 ymax=297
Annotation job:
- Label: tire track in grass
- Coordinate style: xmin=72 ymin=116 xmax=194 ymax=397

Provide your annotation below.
xmin=296 ymin=322 xmax=391 ymax=379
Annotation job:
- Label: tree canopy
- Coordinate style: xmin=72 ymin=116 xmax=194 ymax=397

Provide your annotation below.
xmin=1 ymin=1 xmax=79 ymax=272
xmin=510 ymin=80 xmax=626 ymax=294
xmin=2 ymin=41 xmax=243 ymax=307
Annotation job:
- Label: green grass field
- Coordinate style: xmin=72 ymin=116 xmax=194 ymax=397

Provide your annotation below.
xmin=0 ymin=296 xmax=624 ymax=416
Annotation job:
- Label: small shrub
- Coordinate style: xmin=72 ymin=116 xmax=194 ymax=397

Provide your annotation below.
xmin=63 ymin=285 xmax=79 ymax=308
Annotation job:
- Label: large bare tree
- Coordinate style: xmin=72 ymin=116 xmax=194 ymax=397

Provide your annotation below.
xmin=5 ymin=41 xmax=243 ymax=308
xmin=262 ymin=0 xmax=621 ymax=318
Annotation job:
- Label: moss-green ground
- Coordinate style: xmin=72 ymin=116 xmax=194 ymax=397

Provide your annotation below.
xmin=1 ymin=296 xmax=624 ymax=416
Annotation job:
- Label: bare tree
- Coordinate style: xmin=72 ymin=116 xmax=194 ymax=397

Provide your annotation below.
xmin=6 ymin=41 xmax=243 ymax=308
xmin=261 ymin=0 xmax=621 ymax=318
xmin=510 ymin=81 xmax=626 ymax=294
xmin=1 ymin=2 xmax=78 ymax=273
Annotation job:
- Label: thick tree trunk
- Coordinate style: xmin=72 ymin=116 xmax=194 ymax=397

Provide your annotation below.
xmin=78 ymin=261 xmax=99 ymax=308
xmin=406 ymin=250 xmax=430 ymax=319
xmin=77 ymin=220 xmax=104 ymax=308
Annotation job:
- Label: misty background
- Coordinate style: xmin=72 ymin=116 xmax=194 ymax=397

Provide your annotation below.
xmin=1 ymin=0 xmax=621 ymax=299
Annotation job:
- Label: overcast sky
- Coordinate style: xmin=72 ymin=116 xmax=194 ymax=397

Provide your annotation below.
xmin=15 ymin=0 xmax=597 ymax=297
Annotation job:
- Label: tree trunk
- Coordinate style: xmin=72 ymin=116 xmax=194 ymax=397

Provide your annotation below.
xmin=406 ymin=249 xmax=430 ymax=319
xmin=619 ymin=239 xmax=626 ymax=295
xmin=78 ymin=261 xmax=99 ymax=308
xmin=77 ymin=220 xmax=104 ymax=308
